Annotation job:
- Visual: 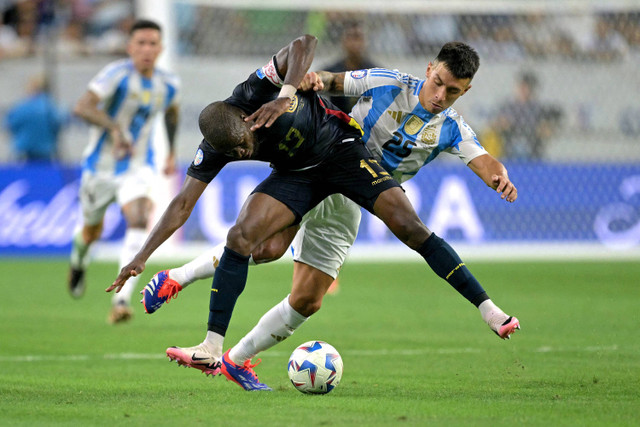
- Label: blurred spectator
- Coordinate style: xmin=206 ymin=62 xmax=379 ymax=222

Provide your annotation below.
xmin=490 ymin=17 xmax=525 ymax=61
xmin=86 ymin=0 xmax=132 ymax=37
xmin=459 ymin=16 xmax=496 ymax=61
xmin=585 ymin=16 xmax=629 ymax=61
xmin=3 ymin=74 xmax=69 ymax=162
xmin=489 ymin=72 xmax=562 ymax=161
xmin=87 ymin=14 xmax=132 ymax=55
xmin=411 ymin=13 xmax=458 ymax=54
xmin=512 ymin=12 xmax=578 ymax=59
xmin=461 ymin=15 xmax=525 ymax=61
xmin=370 ymin=14 xmax=412 ymax=56
xmin=1 ymin=0 xmax=38 ymax=58
xmin=324 ymin=21 xmax=379 ymax=113
xmin=0 ymin=21 xmax=29 ymax=58
xmin=56 ymin=19 xmax=90 ymax=58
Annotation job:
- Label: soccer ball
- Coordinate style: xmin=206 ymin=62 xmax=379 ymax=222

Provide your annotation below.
xmin=287 ymin=340 xmax=343 ymax=394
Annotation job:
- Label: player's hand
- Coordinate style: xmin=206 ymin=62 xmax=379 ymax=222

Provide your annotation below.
xmin=246 ymin=97 xmax=291 ymax=131
xmin=111 ymin=128 xmax=133 ymax=159
xmin=163 ymin=152 xmax=177 ymax=175
xmin=106 ymin=259 xmax=146 ymax=293
xmin=492 ymin=174 xmax=518 ymax=202
xmin=299 ymin=72 xmax=324 ymax=92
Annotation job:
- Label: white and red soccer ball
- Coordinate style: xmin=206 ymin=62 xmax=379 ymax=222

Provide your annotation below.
xmin=287 ymin=340 xmax=343 ymax=394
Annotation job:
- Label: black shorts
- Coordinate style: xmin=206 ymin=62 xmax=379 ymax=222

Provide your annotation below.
xmin=252 ymin=142 xmax=401 ymax=224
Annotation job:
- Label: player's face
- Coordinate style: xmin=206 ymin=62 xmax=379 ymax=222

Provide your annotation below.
xmin=127 ymin=28 xmax=162 ymax=77
xmin=223 ymin=124 xmax=257 ymax=160
xmin=420 ymin=62 xmax=472 ymax=114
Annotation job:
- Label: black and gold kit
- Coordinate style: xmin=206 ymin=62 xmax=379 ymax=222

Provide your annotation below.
xmin=188 ymin=56 xmax=400 ymax=222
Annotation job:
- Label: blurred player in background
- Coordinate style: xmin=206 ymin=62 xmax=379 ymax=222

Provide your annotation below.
xmin=108 ymin=36 xmax=519 ymax=390
xmin=490 ymin=71 xmax=563 ymax=160
xmin=68 ymin=19 xmax=180 ymax=324
xmin=323 ymin=20 xmax=379 ymax=114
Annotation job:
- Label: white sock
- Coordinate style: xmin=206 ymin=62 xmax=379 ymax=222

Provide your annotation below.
xmin=203 ymin=330 xmax=225 ymax=359
xmin=169 ymin=242 xmax=257 ymax=287
xmin=112 ymin=228 xmax=147 ymax=306
xmin=70 ymin=228 xmax=91 ymax=269
xmin=169 ymin=242 xmax=225 ymax=287
xmin=229 ymin=295 xmax=308 ymax=365
xmin=478 ymin=299 xmax=509 ymax=331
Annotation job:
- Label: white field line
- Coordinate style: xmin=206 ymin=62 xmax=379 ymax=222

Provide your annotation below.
xmin=92 ymin=242 xmax=640 ymax=263
xmin=0 ymin=345 xmax=619 ymax=363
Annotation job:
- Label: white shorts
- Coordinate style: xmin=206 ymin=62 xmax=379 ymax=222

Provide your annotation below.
xmin=291 ymin=194 xmax=362 ymax=279
xmin=79 ymin=166 xmax=155 ymax=226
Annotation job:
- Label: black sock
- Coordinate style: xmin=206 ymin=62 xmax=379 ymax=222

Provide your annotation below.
xmin=417 ymin=233 xmax=489 ymax=307
xmin=207 ymin=247 xmax=251 ymax=335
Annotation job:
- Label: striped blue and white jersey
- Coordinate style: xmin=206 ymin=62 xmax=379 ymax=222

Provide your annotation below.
xmin=81 ymin=58 xmax=180 ymax=176
xmin=344 ymin=68 xmax=486 ymax=183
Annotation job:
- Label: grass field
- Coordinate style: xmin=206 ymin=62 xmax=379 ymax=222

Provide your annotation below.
xmin=1 ymin=259 xmax=639 ymax=426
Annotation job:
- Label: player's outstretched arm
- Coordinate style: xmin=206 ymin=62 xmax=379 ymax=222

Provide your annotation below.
xmin=74 ymin=90 xmax=132 ymax=159
xmin=246 ymin=34 xmax=318 ymax=131
xmin=468 ymin=154 xmax=518 ymax=202
xmin=106 ymin=176 xmax=208 ymax=293
xmin=163 ymin=103 xmax=180 ymax=175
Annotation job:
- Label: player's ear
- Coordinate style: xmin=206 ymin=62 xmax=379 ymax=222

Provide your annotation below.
xmin=425 ymin=62 xmax=433 ymax=79
xmin=462 ymin=84 xmax=472 ymax=96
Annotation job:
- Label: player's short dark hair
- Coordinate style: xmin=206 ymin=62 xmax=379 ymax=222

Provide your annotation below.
xmin=199 ymin=102 xmax=246 ymax=151
xmin=435 ymin=42 xmax=480 ymax=80
xmin=130 ymin=19 xmax=162 ymax=35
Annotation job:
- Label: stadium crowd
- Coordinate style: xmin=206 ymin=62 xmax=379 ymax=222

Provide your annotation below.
xmin=1 ymin=2 xmax=638 ymax=163
xmin=1 ymin=1 xmax=640 ymax=61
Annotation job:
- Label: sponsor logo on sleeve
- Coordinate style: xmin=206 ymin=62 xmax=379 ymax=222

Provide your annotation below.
xmin=261 ymin=57 xmax=282 ymax=86
xmin=350 ymin=70 xmax=367 ymax=79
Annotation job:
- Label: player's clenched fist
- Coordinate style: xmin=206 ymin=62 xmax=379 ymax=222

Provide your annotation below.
xmin=299 ymin=72 xmax=324 ymax=92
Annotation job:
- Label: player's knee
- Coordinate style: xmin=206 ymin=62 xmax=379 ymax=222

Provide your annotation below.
xmin=226 ymin=224 xmax=254 ymax=255
xmin=387 ymin=216 xmax=429 ymax=249
xmin=83 ymin=225 xmax=103 ymax=243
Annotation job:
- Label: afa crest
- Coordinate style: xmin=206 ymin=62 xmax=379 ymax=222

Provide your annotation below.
xmin=420 ymin=125 xmax=438 ymax=145
xmin=141 ymin=90 xmax=151 ymax=105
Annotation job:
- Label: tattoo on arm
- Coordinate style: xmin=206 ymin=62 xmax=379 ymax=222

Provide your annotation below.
xmin=165 ymin=106 xmax=179 ymax=151
xmin=316 ymin=71 xmax=345 ymax=94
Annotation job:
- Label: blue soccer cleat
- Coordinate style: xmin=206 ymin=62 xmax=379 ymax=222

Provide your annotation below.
xmin=141 ymin=270 xmax=183 ymax=314
xmin=221 ymin=350 xmax=272 ymax=391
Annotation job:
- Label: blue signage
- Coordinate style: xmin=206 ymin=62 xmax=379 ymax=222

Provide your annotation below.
xmin=2 ymin=162 xmax=640 ymax=255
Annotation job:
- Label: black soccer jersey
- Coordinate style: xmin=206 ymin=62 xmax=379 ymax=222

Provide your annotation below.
xmin=188 ymin=56 xmax=363 ymax=183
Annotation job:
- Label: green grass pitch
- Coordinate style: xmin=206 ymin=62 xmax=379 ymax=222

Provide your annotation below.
xmin=1 ymin=258 xmax=639 ymax=426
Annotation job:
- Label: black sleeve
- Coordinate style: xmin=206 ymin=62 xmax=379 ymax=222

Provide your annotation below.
xmin=225 ymin=58 xmax=282 ymax=113
xmin=186 ymin=140 xmax=234 ymax=184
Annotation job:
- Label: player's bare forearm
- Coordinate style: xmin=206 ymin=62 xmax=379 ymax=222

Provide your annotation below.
xmin=275 ymin=34 xmax=318 ymax=88
xmin=468 ymin=154 xmax=518 ymax=202
xmin=106 ymin=200 xmax=191 ymax=292
xmin=163 ymin=105 xmax=179 ymax=174
xmin=106 ymin=177 xmax=207 ymax=292
xmin=164 ymin=105 xmax=179 ymax=153
xmin=74 ymin=91 xmax=119 ymax=132
xmin=247 ymin=35 xmax=317 ymax=131
xmin=75 ymin=90 xmax=131 ymax=158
